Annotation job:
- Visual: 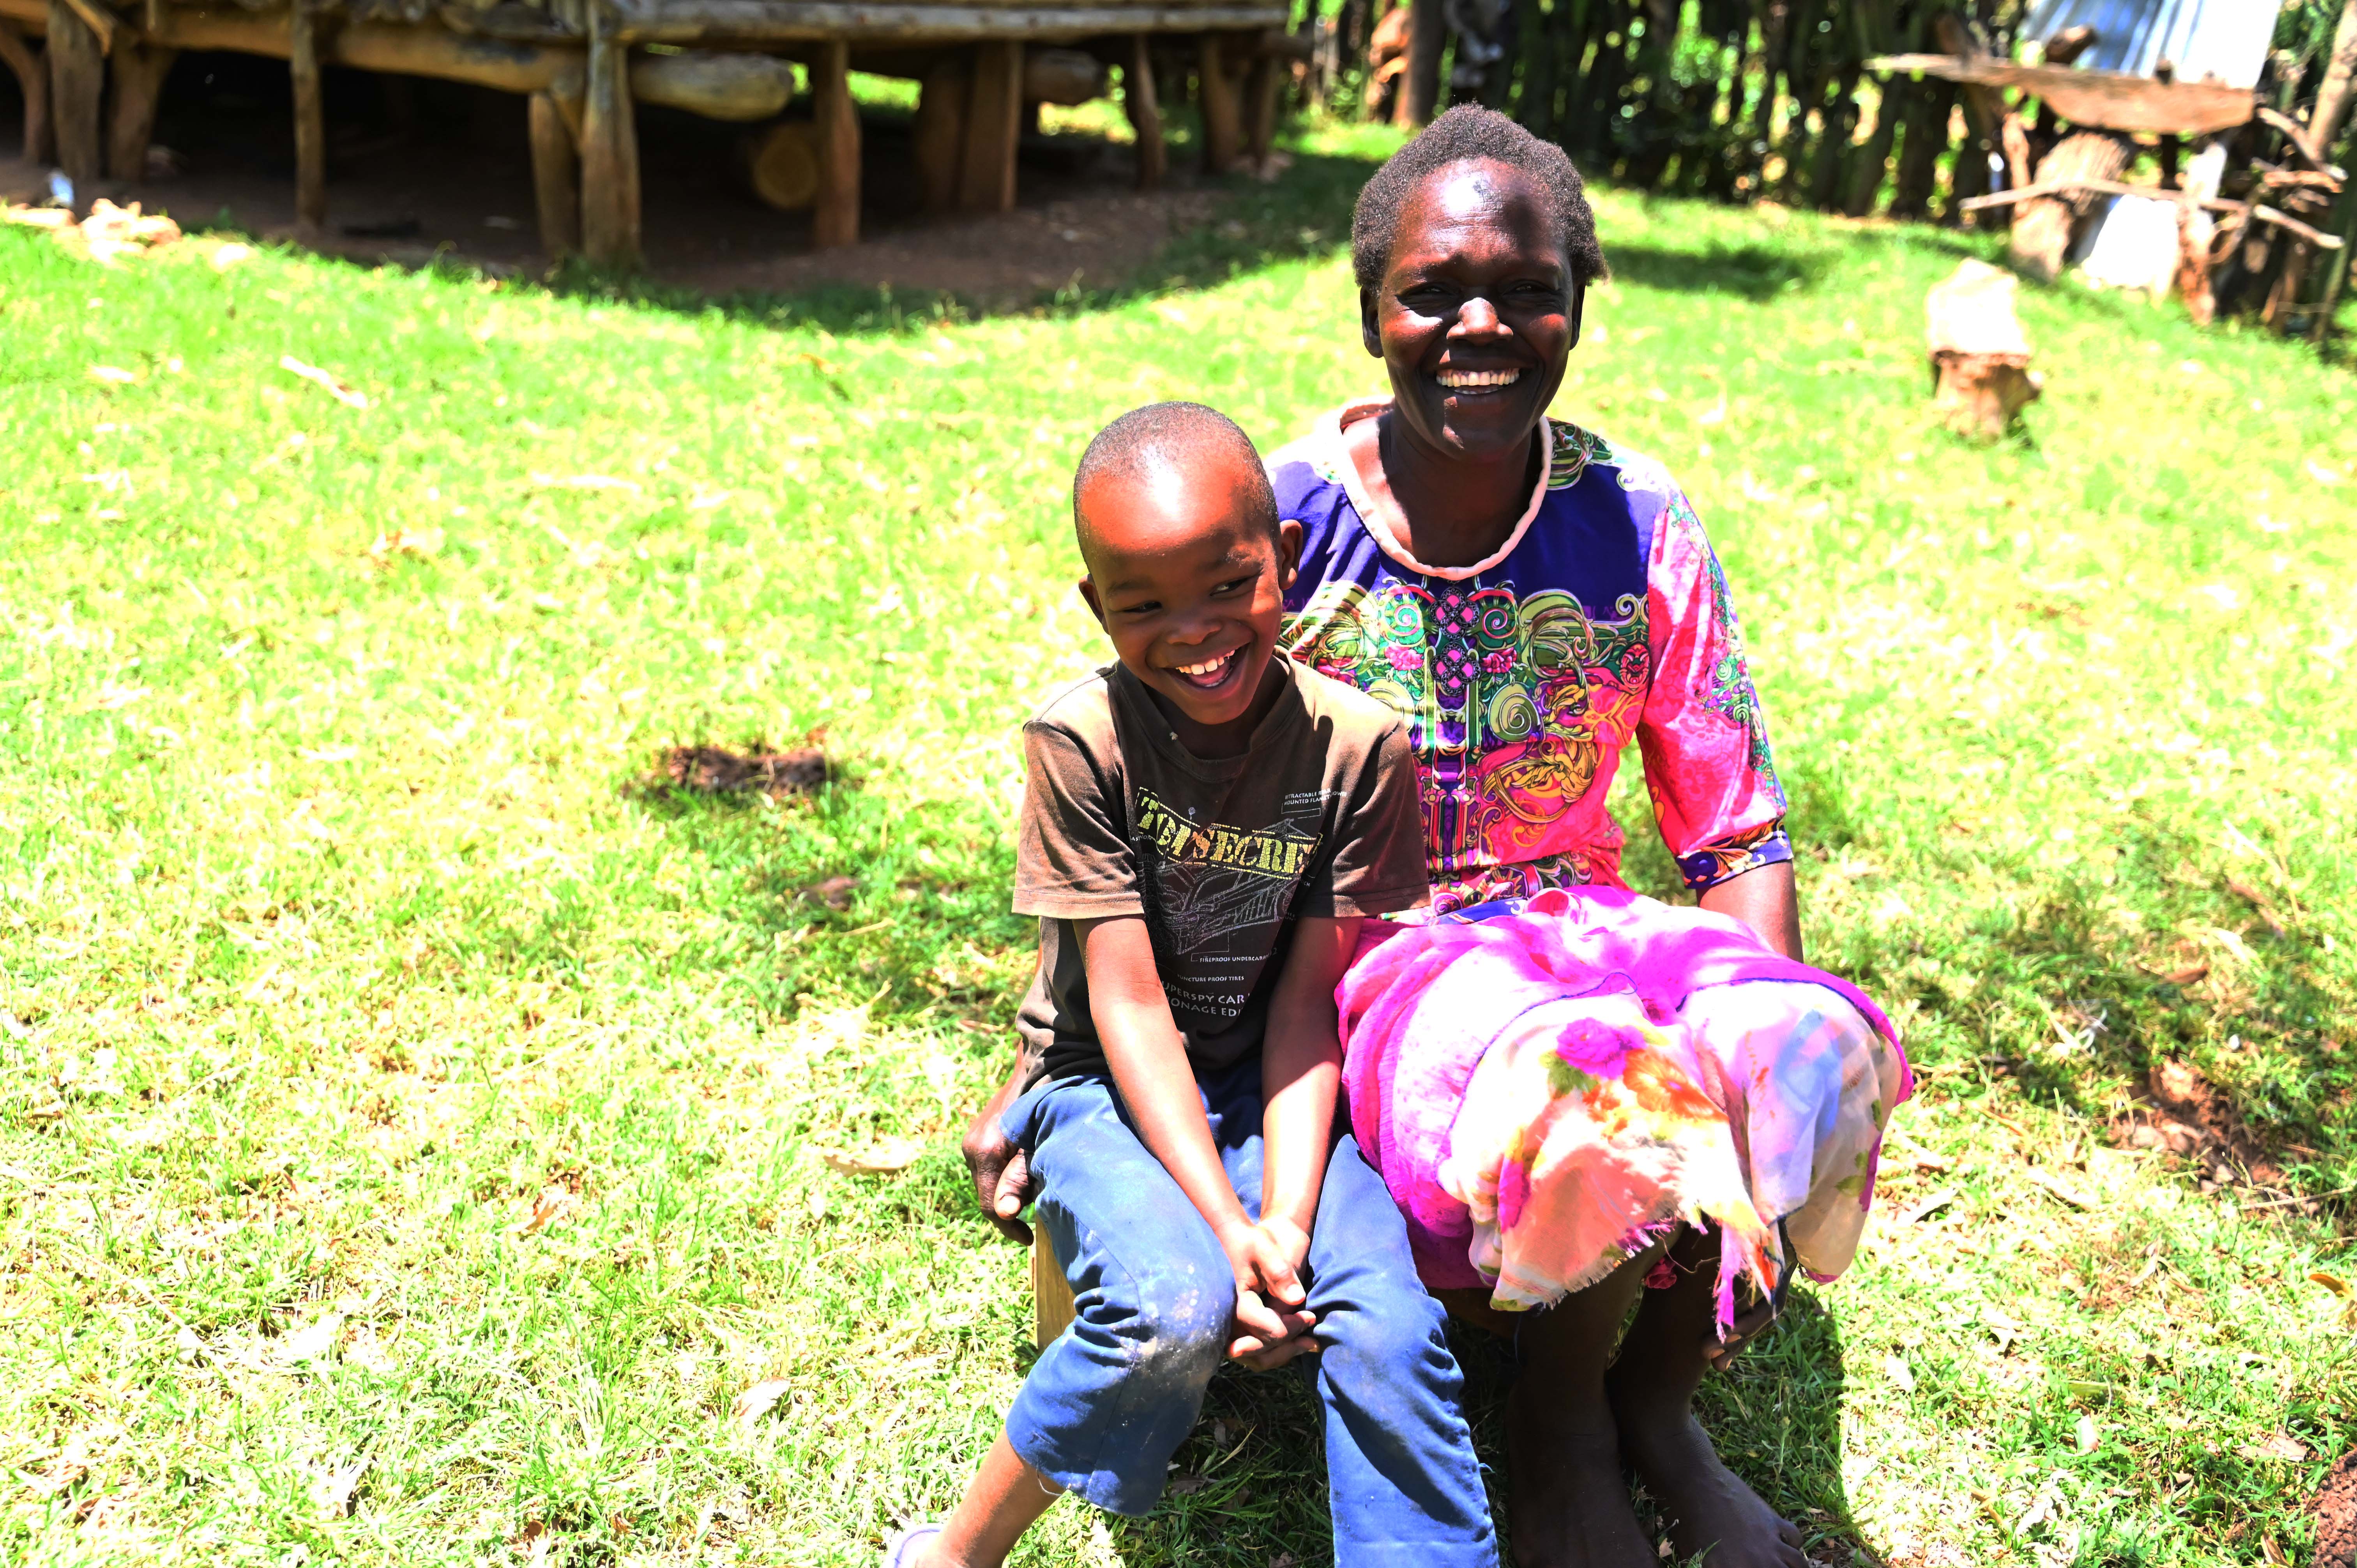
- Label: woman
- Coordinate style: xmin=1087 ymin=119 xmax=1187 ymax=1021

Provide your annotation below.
xmin=968 ymin=106 xmax=1906 ymax=1568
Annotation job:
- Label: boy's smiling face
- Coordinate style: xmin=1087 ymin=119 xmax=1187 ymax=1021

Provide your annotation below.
xmin=1076 ymin=453 xmax=1302 ymax=750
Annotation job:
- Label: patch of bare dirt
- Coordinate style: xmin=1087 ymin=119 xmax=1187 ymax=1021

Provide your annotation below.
xmin=2110 ymin=1059 xmax=2283 ymax=1187
xmin=2315 ymin=1452 xmax=2357 ymax=1568
xmin=657 ymin=743 xmax=828 ymax=798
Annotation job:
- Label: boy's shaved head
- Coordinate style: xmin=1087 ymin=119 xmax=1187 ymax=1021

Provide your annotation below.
xmin=1072 ymin=401 xmax=1279 ymax=565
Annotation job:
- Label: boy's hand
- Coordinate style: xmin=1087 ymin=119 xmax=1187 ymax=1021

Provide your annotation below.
xmin=961 ymin=1089 xmax=1037 ymax=1245
xmin=1220 ymin=1217 xmax=1319 ymax=1369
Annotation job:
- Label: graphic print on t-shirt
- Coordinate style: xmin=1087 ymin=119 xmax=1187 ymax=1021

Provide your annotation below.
xmin=1134 ymin=786 xmax=1326 ymax=1021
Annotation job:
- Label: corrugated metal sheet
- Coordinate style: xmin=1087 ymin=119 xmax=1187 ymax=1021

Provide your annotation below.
xmin=2022 ymin=0 xmax=2277 ymax=88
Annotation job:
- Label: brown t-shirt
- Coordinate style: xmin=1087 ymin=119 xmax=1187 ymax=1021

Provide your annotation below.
xmin=1011 ymin=656 xmax=1429 ymax=1090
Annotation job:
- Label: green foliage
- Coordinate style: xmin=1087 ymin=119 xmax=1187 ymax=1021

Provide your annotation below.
xmin=0 ymin=142 xmax=2353 ymax=1568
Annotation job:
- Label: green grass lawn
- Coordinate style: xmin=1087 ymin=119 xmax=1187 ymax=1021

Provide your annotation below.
xmin=3 ymin=122 xmax=2355 ymax=1568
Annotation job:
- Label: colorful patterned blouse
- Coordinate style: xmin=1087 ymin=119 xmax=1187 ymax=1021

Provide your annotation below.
xmin=1270 ymin=398 xmax=1791 ymax=912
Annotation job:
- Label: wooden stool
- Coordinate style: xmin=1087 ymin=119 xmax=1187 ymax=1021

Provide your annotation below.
xmin=1032 ymin=1229 xmax=1076 ymax=1349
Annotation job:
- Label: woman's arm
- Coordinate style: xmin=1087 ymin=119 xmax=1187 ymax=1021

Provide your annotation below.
xmin=1696 ymin=860 xmax=1803 ymax=961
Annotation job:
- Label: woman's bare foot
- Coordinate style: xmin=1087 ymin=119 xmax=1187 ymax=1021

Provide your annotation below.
xmin=1608 ymin=1390 xmax=1807 ymax=1568
xmin=1502 ymin=1383 xmax=1656 ymax=1568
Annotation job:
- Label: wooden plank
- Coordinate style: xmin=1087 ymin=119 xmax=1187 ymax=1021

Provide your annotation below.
xmin=527 ymin=90 xmax=581 ymax=258
xmin=290 ymin=0 xmax=327 ymax=235
xmin=812 ymin=36 xmax=860 ymax=247
xmin=0 ymin=18 xmax=53 ymax=168
xmin=1122 ymin=31 xmax=1161 ymax=191
xmin=958 ymin=39 xmax=1021 ymax=212
xmin=106 ymin=40 xmax=175 ymax=182
xmin=1196 ymin=30 xmax=1238 ymax=173
xmin=912 ymin=55 xmax=968 ymax=211
xmin=44 ymin=0 xmax=102 ymax=200
xmin=579 ymin=0 xmax=641 ymax=268
xmin=613 ymin=0 xmax=1288 ymax=46
xmin=1031 ymin=1228 xmax=1076 ymax=1350
xmin=1868 ymin=53 xmax=2253 ymax=138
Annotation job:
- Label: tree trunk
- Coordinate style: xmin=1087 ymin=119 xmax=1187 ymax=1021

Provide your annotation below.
xmin=1889 ymin=75 xmax=1951 ymax=219
xmin=1401 ymin=0 xmax=1444 ymax=125
xmin=2306 ymin=0 xmax=2357 ymax=167
xmin=1512 ymin=0 xmax=1552 ymax=136
xmin=1842 ymin=72 xmax=1899 ymax=216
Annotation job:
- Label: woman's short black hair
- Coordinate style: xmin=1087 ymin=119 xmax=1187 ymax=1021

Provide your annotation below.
xmin=1350 ymin=105 xmax=1607 ymax=295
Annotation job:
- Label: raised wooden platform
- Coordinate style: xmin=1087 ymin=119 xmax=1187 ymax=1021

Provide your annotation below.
xmin=0 ymin=0 xmax=1294 ymax=266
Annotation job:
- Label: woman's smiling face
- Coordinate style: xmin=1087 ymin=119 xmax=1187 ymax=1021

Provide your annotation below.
xmin=1363 ymin=158 xmax=1580 ymax=465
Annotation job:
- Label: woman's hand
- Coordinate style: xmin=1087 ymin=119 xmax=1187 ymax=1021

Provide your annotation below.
xmin=961 ymin=1067 xmax=1037 ymax=1244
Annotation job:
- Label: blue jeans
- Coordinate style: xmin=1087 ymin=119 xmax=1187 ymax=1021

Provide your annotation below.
xmin=1000 ymin=1059 xmax=1498 ymax=1567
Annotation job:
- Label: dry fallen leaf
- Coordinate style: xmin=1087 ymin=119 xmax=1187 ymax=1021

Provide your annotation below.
xmin=307 ymin=1456 xmax=369 ymax=1517
xmin=731 ymin=1378 xmax=791 ymax=1428
xmin=809 ymin=876 xmax=858 ymax=911
xmin=1899 ymin=1187 xmax=1958 ymax=1224
xmin=89 ymin=365 xmax=137 ymax=385
xmin=2240 ymin=1431 xmax=2311 ymax=1464
xmin=521 ymin=1186 xmax=574 ymax=1235
xmin=280 ymin=355 xmax=369 ymax=410
xmin=2311 ymin=1270 xmax=2350 ymax=1297
xmin=1881 ymin=1354 xmax=1915 ymax=1393
xmin=817 ymin=1138 xmax=922 ymax=1175
xmin=281 ymin=1312 xmax=343 ymax=1365
xmin=210 ymin=240 xmax=254 ymax=270
xmin=2075 ymin=1414 xmax=2099 ymax=1455
xmin=2026 ymin=1169 xmax=2094 ymax=1210
xmin=366 ymin=525 xmax=444 ymax=562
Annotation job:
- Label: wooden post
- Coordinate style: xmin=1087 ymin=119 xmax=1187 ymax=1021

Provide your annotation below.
xmin=1242 ymin=48 xmax=1278 ymax=170
xmin=45 ymin=0 xmax=103 ymax=202
xmin=289 ymin=0 xmax=327 ymax=235
xmin=1196 ymin=32 xmax=1240 ymax=175
xmin=1031 ymin=1229 xmax=1076 ymax=1349
xmin=1123 ymin=34 xmax=1163 ymax=192
xmin=811 ymin=36 xmax=859 ymax=247
xmin=528 ymin=90 xmax=581 ymax=258
xmin=1400 ymin=0 xmax=1444 ymax=126
xmin=107 ymin=41 xmax=176 ymax=182
xmin=958 ymin=41 xmax=1021 ymax=214
xmin=912 ymin=56 xmax=967 ymax=212
xmin=0 ymin=20 xmax=51 ymax=167
xmin=579 ymin=0 xmax=641 ymax=269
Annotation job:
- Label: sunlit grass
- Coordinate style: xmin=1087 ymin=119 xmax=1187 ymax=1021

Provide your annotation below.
xmin=1 ymin=133 xmax=2353 ymax=1568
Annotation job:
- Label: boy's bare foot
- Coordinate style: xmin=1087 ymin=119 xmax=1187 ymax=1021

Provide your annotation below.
xmin=1609 ymin=1391 xmax=1807 ymax=1568
xmin=1502 ymin=1384 xmax=1657 ymax=1568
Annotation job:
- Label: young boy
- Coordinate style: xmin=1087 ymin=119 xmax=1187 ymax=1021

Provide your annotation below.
xmin=898 ymin=403 xmax=1498 ymax=1568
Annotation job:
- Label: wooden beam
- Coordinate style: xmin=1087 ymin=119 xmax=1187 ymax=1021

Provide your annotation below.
xmin=528 ymin=90 xmax=581 ymax=258
xmin=1122 ymin=32 xmax=1161 ymax=191
xmin=912 ymin=55 xmax=966 ymax=212
xmin=290 ymin=0 xmax=327 ymax=235
xmin=811 ymin=36 xmax=859 ymax=247
xmin=105 ymin=39 xmax=175 ymax=181
xmin=578 ymin=0 xmax=641 ymax=268
xmin=0 ymin=18 xmax=52 ymax=167
xmin=44 ymin=0 xmax=102 ymax=200
xmin=958 ymin=39 xmax=1021 ymax=213
xmin=611 ymin=0 xmax=1288 ymax=46
xmin=1195 ymin=30 xmax=1239 ymax=173
xmin=1868 ymin=53 xmax=2253 ymax=138
xmin=1959 ymin=179 xmax=2345 ymax=250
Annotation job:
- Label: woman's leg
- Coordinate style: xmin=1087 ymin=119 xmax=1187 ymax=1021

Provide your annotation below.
xmin=1501 ymin=1247 xmax=1658 ymax=1568
xmin=1604 ymin=1227 xmax=1806 ymax=1568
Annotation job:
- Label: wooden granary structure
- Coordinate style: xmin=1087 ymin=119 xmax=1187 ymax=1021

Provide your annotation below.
xmin=0 ymin=0 xmax=1299 ymax=265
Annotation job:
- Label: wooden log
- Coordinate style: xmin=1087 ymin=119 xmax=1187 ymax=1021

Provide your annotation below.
xmin=1123 ymin=32 xmax=1162 ymax=191
xmin=2009 ymin=129 xmax=2131 ymax=283
xmin=958 ymin=39 xmax=1021 ymax=212
xmin=579 ymin=0 xmax=641 ymax=269
xmin=1196 ymin=30 xmax=1239 ymax=173
xmin=106 ymin=39 xmax=175 ymax=182
xmin=1032 ymin=1227 xmax=1075 ymax=1349
xmin=290 ymin=0 xmax=327 ymax=235
xmin=1241 ymin=45 xmax=1276 ymax=168
xmin=912 ymin=56 xmax=966 ymax=210
xmin=45 ymin=0 xmax=102 ymax=201
xmin=1023 ymin=44 xmax=1103 ymax=104
xmin=1926 ymin=258 xmax=2040 ymax=440
xmin=528 ymin=90 xmax=580 ymax=257
xmin=739 ymin=118 xmax=818 ymax=207
xmin=0 ymin=18 xmax=51 ymax=167
xmin=1868 ymin=54 xmax=2254 ymax=139
xmin=629 ymin=48 xmax=794 ymax=119
xmin=609 ymin=0 xmax=1292 ymax=48
xmin=811 ymin=36 xmax=859 ymax=247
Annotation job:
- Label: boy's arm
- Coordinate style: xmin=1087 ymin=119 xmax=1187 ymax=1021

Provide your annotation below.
xmin=1236 ymin=914 xmax=1360 ymax=1368
xmin=1077 ymin=914 xmax=1311 ymax=1351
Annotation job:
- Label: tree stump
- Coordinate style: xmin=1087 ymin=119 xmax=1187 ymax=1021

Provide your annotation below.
xmin=2010 ymin=129 xmax=2132 ymax=284
xmin=1926 ymin=259 xmax=2041 ymax=440
xmin=0 ymin=19 xmax=53 ymax=168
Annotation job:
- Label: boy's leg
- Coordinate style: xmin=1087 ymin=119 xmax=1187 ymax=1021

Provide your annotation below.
xmin=999 ymin=1075 xmax=1237 ymax=1513
xmin=920 ymin=1433 xmax=1062 ymax=1568
xmin=1296 ymin=1132 xmax=1500 ymax=1568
